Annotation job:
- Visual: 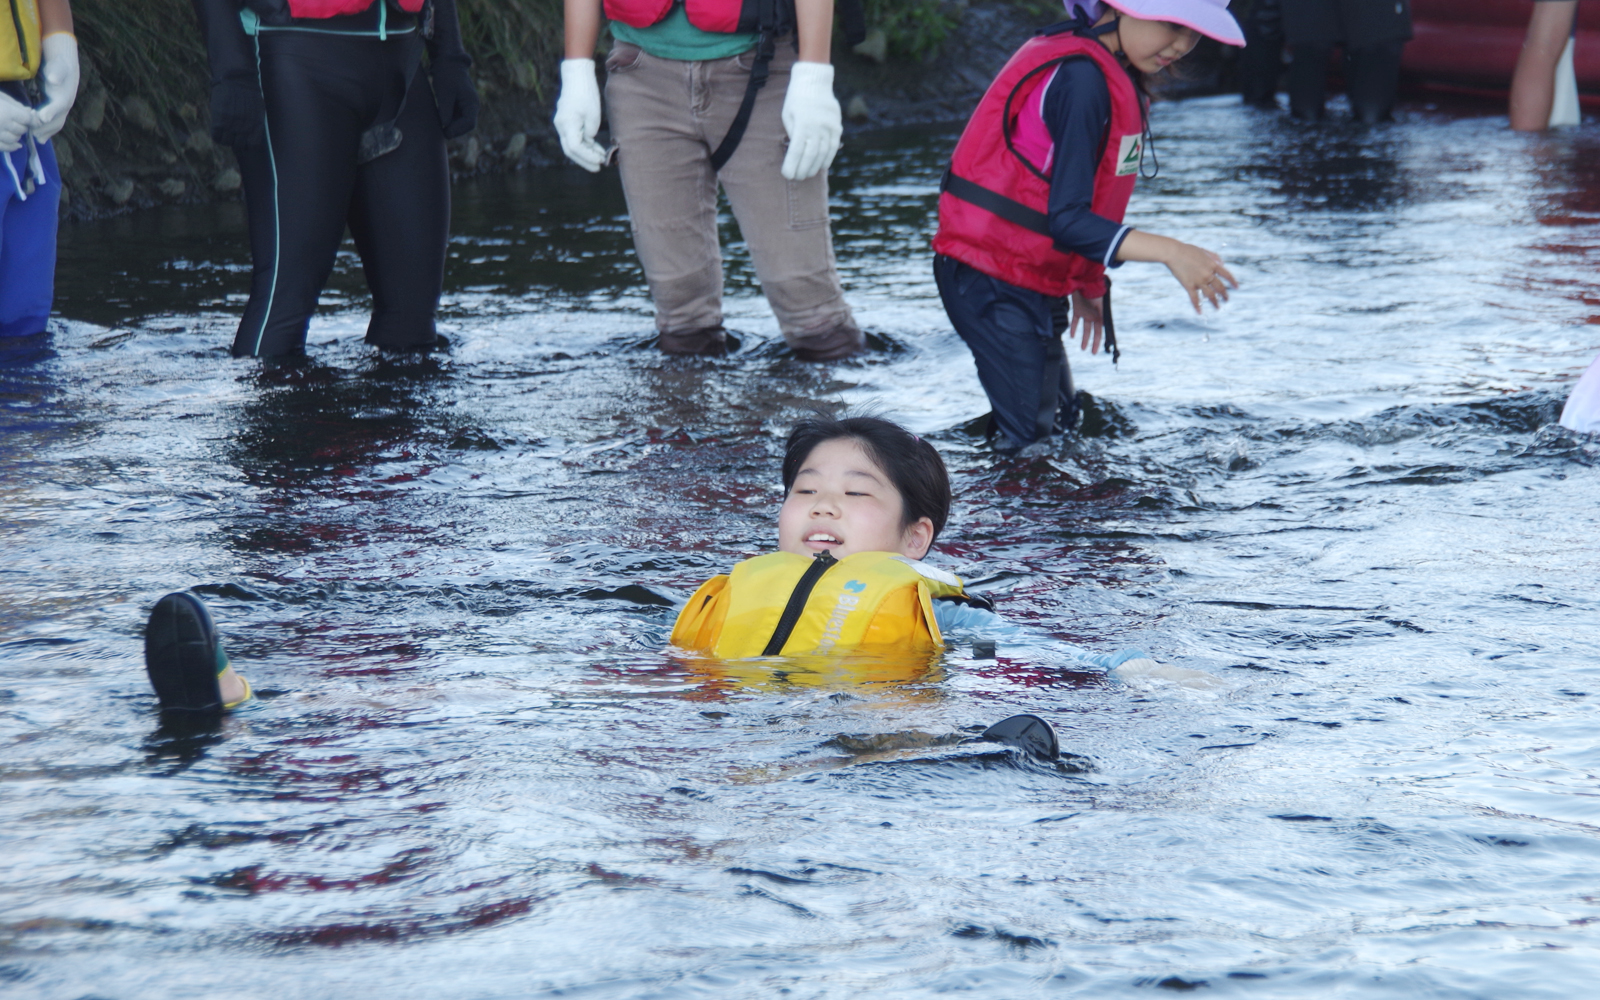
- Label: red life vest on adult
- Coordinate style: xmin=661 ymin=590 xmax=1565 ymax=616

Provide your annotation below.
xmin=603 ymin=0 xmax=764 ymax=35
xmin=932 ymin=25 xmax=1145 ymax=299
xmin=286 ymin=0 xmax=424 ymax=17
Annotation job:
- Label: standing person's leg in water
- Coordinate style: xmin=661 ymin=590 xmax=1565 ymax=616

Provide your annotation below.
xmin=235 ymin=30 xmax=441 ymax=358
xmin=0 ymin=0 xmax=75 ymax=341
xmin=0 ymin=138 xmax=62 ymax=338
xmin=1286 ymin=41 xmax=1330 ymax=120
xmin=1282 ymin=0 xmax=1339 ymax=120
xmin=232 ymin=31 xmax=367 ymax=358
xmin=348 ymin=66 xmax=450 ymax=351
xmin=1336 ymin=0 xmax=1411 ymax=124
xmin=1238 ymin=0 xmax=1285 ymax=108
xmin=606 ymin=41 xmax=864 ymax=360
xmin=934 ymin=256 xmax=1075 ymax=454
xmin=200 ymin=0 xmax=475 ymax=361
xmin=604 ymin=43 xmax=731 ymax=356
xmin=1510 ymin=0 xmax=1581 ymax=131
xmin=1343 ymin=41 xmax=1404 ymax=124
xmin=714 ymin=43 xmax=861 ymax=361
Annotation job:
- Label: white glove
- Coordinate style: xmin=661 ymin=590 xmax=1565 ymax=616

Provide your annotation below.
xmin=780 ymin=61 xmax=841 ymax=181
xmin=553 ymin=58 xmax=606 ymax=172
xmin=0 ymin=92 xmax=30 ymax=152
xmin=30 ymin=33 xmax=79 ymax=143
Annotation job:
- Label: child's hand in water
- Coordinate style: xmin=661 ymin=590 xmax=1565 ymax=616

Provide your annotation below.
xmin=1069 ymin=290 xmax=1105 ymax=353
xmin=1163 ymin=241 xmax=1237 ymax=313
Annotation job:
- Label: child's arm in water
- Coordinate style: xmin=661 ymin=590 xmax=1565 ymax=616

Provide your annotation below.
xmin=933 ymin=600 xmax=1223 ymax=688
xmin=934 ymin=600 xmax=1148 ymax=670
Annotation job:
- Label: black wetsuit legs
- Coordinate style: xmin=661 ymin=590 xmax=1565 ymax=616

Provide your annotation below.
xmin=233 ymin=31 xmax=448 ymax=358
xmin=1287 ymin=40 xmax=1405 ymax=124
xmin=1287 ymin=43 xmax=1330 ymax=120
xmin=349 ymin=79 xmax=450 ymax=350
xmin=1345 ymin=42 xmax=1404 ymax=124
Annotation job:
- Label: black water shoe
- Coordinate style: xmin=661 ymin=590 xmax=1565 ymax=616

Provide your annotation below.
xmin=144 ymin=592 xmax=226 ymax=713
xmin=981 ymin=714 xmax=1059 ymax=762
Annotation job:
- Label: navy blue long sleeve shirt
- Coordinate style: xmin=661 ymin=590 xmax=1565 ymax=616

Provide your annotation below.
xmin=1039 ymin=57 xmax=1132 ymax=270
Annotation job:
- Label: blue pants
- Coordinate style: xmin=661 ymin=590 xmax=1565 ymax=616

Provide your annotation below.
xmin=934 ymin=255 xmax=1075 ymax=452
xmin=0 ymin=140 xmax=60 ymax=339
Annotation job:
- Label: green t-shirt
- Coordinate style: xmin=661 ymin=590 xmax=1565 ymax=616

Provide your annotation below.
xmin=609 ymin=4 xmax=758 ymax=61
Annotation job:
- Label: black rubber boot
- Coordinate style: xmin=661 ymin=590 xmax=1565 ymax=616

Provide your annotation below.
xmin=981 ymin=714 xmax=1060 ymax=761
xmin=144 ymin=593 xmax=225 ymax=713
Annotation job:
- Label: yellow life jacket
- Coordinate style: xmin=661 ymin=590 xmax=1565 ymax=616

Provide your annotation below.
xmin=0 ymin=1 xmax=41 ymax=82
xmin=670 ymin=550 xmax=969 ymax=659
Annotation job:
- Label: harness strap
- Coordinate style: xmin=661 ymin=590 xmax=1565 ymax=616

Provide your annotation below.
xmin=708 ymin=0 xmax=861 ymax=173
xmin=709 ymin=28 xmax=776 ymax=172
xmin=1103 ymin=274 xmax=1119 ymax=363
xmin=941 ymin=170 xmax=1050 ymax=236
xmin=761 ymin=549 xmax=837 ymax=655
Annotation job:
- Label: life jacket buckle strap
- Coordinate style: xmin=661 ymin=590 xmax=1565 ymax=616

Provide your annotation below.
xmin=761 ymin=549 xmax=836 ymax=656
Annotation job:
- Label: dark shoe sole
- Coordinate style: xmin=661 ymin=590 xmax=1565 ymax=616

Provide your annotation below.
xmin=144 ymin=593 xmax=224 ymax=713
xmin=981 ymin=714 xmax=1059 ymax=761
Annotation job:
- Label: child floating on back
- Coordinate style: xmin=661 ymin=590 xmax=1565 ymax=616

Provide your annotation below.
xmin=672 ymin=415 xmax=975 ymax=659
xmin=142 ymin=416 xmax=1175 ymax=756
xmin=671 ymin=414 xmax=1159 ymax=679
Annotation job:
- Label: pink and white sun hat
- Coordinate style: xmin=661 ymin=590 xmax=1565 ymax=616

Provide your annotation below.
xmin=1067 ymin=0 xmax=1246 ymax=47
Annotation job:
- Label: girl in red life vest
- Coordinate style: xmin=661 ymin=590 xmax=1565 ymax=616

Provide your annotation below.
xmin=933 ymin=0 xmax=1244 ymax=455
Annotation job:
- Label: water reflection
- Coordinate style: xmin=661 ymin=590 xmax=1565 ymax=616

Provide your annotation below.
xmin=1241 ymin=122 xmax=1410 ymax=212
xmin=6 ymin=101 xmax=1600 ymax=997
xmin=684 ymin=651 xmax=945 ymax=695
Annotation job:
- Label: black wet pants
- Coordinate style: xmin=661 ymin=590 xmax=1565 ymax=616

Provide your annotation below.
xmin=1288 ymin=41 xmax=1405 ymax=124
xmin=233 ymin=30 xmax=449 ymax=358
xmin=935 ymin=255 xmax=1076 ymax=454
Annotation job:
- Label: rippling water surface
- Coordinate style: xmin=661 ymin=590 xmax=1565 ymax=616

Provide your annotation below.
xmin=4 ymin=97 xmax=1600 ymax=998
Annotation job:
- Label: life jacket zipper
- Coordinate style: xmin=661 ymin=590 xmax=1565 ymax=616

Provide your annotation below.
xmin=761 ymin=549 xmax=837 ymax=656
xmin=9 ymin=0 xmax=28 ymax=69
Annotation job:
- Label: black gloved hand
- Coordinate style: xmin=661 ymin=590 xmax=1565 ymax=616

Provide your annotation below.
xmin=209 ymin=77 xmax=265 ymax=147
xmin=429 ymin=57 xmax=479 ymax=139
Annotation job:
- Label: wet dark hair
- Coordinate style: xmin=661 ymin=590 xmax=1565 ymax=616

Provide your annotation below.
xmin=782 ymin=416 xmax=953 ymax=544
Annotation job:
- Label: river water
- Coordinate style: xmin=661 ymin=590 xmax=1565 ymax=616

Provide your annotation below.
xmin=3 ymin=96 xmax=1599 ymax=998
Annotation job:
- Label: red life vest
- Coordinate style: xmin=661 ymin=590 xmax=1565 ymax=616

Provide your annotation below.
xmin=603 ymin=0 xmax=762 ymax=35
xmin=932 ymin=27 xmax=1145 ymax=299
xmin=286 ymin=0 xmax=424 ymax=17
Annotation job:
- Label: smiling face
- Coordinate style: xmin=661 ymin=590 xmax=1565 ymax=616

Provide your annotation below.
xmin=1103 ymin=13 xmax=1201 ymax=74
xmin=777 ymin=437 xmax=935 ymax=561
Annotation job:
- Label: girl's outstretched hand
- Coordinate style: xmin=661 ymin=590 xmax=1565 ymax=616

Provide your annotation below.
xmin=1069 ymin=290 xmax=1105 ymax=354
xmin=1165 ymin=241 xmax=1238 ymax=313
xmin=1114 ymin=231 xmax=1239 ymax=314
